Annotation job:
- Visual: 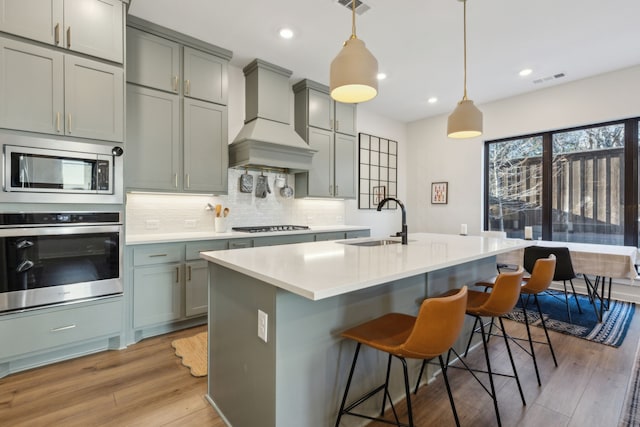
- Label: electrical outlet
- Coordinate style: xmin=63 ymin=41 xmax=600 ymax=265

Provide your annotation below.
xmin=184 ymin=219 xmax=197 ymax=228
xmin=145 ymin=219 xmax=160 ymax=230
xmin=258 ymin=309 xmax=268 ymax=342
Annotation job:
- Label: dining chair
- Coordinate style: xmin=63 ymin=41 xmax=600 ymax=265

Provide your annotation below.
xmin=523 ymin=245 xmax=583 ymax=323
xmin=335 ymin=287 xmax=469 ymax=427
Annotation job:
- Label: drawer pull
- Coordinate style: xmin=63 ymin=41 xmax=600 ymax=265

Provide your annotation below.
xmin=148 ymin=253 xmax=168 ymax=258
xmin=51 ymin=324 xmax=76 ymax=332
xmin=187 ymin=265 xmax=192 ymax=281
xmin=66 ymin=26 xmax=71 ymax=48
xmin=176 ymin=266 xmax=180 ymax=282
xmin=54 ymin=23 xmax=60 ymax=45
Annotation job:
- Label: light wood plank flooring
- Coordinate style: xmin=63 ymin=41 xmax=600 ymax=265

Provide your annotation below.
xmin=0 ymin=308 xmax=638 ymax=426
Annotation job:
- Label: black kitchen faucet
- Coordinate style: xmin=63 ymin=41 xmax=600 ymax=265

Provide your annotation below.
xmin=376 ymin=197 xmax=408 ymax=245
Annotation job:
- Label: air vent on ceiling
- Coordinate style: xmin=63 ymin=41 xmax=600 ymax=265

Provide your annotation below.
xmin=337 ymin=0 xmax=370 ymax=15
xmin=533 ymin=73 xmax=566 ymax=84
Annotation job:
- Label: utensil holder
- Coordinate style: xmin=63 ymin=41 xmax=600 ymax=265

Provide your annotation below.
xmin=215 ymin=217 xmax=227 ymax=233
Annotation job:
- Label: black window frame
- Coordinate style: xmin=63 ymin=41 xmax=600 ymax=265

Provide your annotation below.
xmin=484 ymin=117 xmax=639 ymax=246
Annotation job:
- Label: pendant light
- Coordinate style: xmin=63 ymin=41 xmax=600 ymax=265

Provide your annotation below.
xmin=330 ymin=0 xmax=378 ymax=104
xmin=447 ymin=0 xmax=483 ymax=139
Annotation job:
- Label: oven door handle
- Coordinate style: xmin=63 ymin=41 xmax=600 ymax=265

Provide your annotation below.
xmin=16 ymin=259 xmax=34 ymax=273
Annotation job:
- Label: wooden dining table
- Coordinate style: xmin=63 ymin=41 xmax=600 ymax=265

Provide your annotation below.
xmin=496 ymin=240 xmax=638 ymax=321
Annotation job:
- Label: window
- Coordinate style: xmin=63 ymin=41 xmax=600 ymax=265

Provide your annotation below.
xmin=485 ymin=118 xmax=639 ymax=246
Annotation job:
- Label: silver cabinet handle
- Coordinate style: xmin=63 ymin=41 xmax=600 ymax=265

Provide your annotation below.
xmin=51 ymin=324 xmax=76 ymax=332
xmin=330 ymin=119 xmax=333 ymax=130
xmin=56 ymin=112 xmax=61 ymax=132
xmin=174 ymin=173 xmax=178 ymax=188
xmin=176 ymin=266 xmax=180 ymax=282
xmin=187 ymin=265 xmax=192 ymax=281
xmin=186 ymin=174 xmax=190 ymax=188
xmin=172 ymin=75 xmax=178 ymax=92
xmin=67 ymin=113 xmax=71 ymax=133
xmin=148 ymin=253 xmax=168 ymax=258
xmin=54 ymin=23 xmax=60 ymax=45
xmin=66 ymin=26 xmax=71 ymax=48
xmin=184 ymin=79 xmax=190 ymax=95
xmin=335 ymin=120 xmax=339 ymax=131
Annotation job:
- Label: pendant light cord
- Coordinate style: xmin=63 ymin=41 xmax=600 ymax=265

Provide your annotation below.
xmin=462 ymin=0 xmax=468 ymax=100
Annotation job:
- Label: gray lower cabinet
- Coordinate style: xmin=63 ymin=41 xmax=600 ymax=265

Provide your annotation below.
xmin=0 ymin=0 xmax=124 ymax=63
xmin=133 ymin=263 xmax=182 ymax=328
xmin=0 ymin=36 xmax=124 ymax=141
xmin=0 ymin=296 xmax=123 ymax=377
xmin=185 ymin=260 xmax=208 ymax=317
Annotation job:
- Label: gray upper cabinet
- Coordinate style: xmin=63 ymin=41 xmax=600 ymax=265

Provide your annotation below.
xmin=183 ymin=46 xmax=228 ymax=104
xmin=126 ymin=26 xmax=228 ymax=105
xmin=64 ymin=55 xmax=124 ymax=141
xmin=126 ymin=27 xmax=180 ymax=93
xmin=183 ymin=98 xmax=228 ymax=193
xmin=125 ymin=18 xmax=231 ymax=194
xmin=0 ymin=38 xmax=63 ymax=135
xmin=0 ymin=0 xmax=124 ymax=63
xmin=126 ymin=84 xmax=180 ymax=190
xmin=293 ymin=79 xmax=357 ymax=198
xmin=0 ymin=37 xmax=123 ymax=141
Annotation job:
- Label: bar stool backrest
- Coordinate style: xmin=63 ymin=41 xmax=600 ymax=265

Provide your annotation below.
xmin=476 ymin=268 xmax=525 ymax=317
xmin=400 ymin=286 xmax=468 ymax=359
xmin=523 ymin=255 xmax=556 ymax=294
xmin=524 ymin=246 xmax=575 ymax=281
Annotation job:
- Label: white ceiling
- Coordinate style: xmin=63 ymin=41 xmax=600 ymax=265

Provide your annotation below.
xmin=128 ymin=0 xmax=640 ymax=123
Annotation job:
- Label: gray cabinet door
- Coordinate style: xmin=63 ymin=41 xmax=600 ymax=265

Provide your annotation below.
xmin=126 ymin=27 xmax=180 ymax=93
xmin=334 ymin=133 xmax=356 ymax=198
xmin=64 ymin=55 xmax=124 ymax=141
xmin=0 ymin=38 xmax=63 ymax=134
xmin=308 ymin=88 xmax=333 ymax=131
xmin=133 ymin=263 xmax=182 ymax=328
xmin=126 ymin=84 xmax=180 ymax=190
xmin=307 ymin=127 xmax=333 ymax=197
xmin=183 ymin=46 xmax=228 ymax=104
xmin=185 ymin=260 xmax=208 ymax=317
xmin=0 ymin=0 xmax=62 ymax=46
xmin=183 ymin=98 xmax=228 ymax=193
xmin=334 ymin=102 xmax=356 ymax=136
xmin=63 ymin=0 xmax=123 ymax=63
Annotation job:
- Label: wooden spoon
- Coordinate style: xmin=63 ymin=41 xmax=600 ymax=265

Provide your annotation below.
xmin=223 ymin=207 xmax=230 ymax=217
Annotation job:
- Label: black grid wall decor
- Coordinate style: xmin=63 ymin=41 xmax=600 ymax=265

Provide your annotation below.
xmin=358 ymin=133 xmax=398 ymax=209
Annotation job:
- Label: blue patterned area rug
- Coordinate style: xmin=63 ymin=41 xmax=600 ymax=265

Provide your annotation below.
xmin=505 ymin=292 xmax=635 ymax=347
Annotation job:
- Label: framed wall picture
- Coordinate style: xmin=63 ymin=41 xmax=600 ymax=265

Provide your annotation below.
xmin=372 ymin=185 xmax=386 ymax=205
xmin=431 ymin=182 xmax=448 ymax=204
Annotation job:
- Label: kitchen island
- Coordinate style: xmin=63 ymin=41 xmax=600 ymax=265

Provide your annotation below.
xmin=200 ymin=233 xmax=530 ymax=426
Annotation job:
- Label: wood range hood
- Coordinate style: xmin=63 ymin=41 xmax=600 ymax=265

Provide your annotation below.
xmin=228 ymin=59 xmax=316 ymax=173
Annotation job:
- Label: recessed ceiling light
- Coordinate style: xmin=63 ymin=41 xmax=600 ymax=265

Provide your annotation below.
xmin=377 ymin=72 xmax=387 ymax=80
xmin=427 ymin=97 xmax=438 ymax=104
xmin=279 ymin=28 xmax=294 ymax=39
xmin=519 ymin=68 xmax=533 ymax=77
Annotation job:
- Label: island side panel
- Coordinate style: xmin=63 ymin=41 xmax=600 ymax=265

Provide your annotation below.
xmin=207 ymin=263 xmax=278 ymax=426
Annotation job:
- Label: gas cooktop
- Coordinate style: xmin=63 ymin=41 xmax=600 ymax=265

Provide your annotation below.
xmin=232 ymin=225 xmax=311 ymax=233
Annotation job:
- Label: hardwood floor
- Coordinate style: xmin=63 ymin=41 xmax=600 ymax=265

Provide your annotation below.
xmin=0 ymin=308 xmax=638 ymax=426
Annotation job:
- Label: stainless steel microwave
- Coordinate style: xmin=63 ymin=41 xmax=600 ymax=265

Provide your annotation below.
xmin=1 ymin=134 xmax=123 ymax=204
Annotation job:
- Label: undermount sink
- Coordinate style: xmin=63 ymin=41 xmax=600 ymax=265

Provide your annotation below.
xmin=340 ymin=239 xmax=401 ymax=247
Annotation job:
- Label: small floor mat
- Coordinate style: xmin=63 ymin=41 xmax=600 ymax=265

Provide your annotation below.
xmin=171 ymin=331 xmax=207 ymax=377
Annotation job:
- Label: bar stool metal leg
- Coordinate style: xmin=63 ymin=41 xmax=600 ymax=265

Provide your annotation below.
xmin=335 ymin=343 xmax=361 ymax=427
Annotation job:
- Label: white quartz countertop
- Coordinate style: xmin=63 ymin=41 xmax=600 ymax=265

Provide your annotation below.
xmin=200 ymin=233 xmax=532 ymax=300
xmin=126 ymin=225 xmax=370 ymax=245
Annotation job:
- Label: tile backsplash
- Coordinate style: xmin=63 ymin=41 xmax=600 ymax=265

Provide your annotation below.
xmin=126 ymin=169 xmax=346 ymax=235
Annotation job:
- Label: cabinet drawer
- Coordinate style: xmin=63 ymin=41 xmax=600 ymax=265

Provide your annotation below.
xmin=186 ymin=240 xmax=228 ymax=260
xmin=133 ymin=244 xmax=183 ymax=266
xmin=315 ymin=232 xmax=346 ymax=241
xmin=0 ymin=297 xmax=122 ymax=360
xmin=228 ymin=239 xmax=253 ymax=249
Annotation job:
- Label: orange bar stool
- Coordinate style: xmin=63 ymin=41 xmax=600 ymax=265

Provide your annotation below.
xmin=426 ymin=268 xmax=526 ymax=427
xmin=334 ymin=287 xmax=468 ymax=427
xmin=474 ymin=254 xmax=558 ymax=386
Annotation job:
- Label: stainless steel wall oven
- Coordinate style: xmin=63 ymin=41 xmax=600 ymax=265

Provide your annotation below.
xmin=0 ymin=212 xmax=123 ymax=313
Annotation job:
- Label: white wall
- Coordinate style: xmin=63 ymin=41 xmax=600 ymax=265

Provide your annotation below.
xmin=407 ymin=65 xmax=640 ymax=236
